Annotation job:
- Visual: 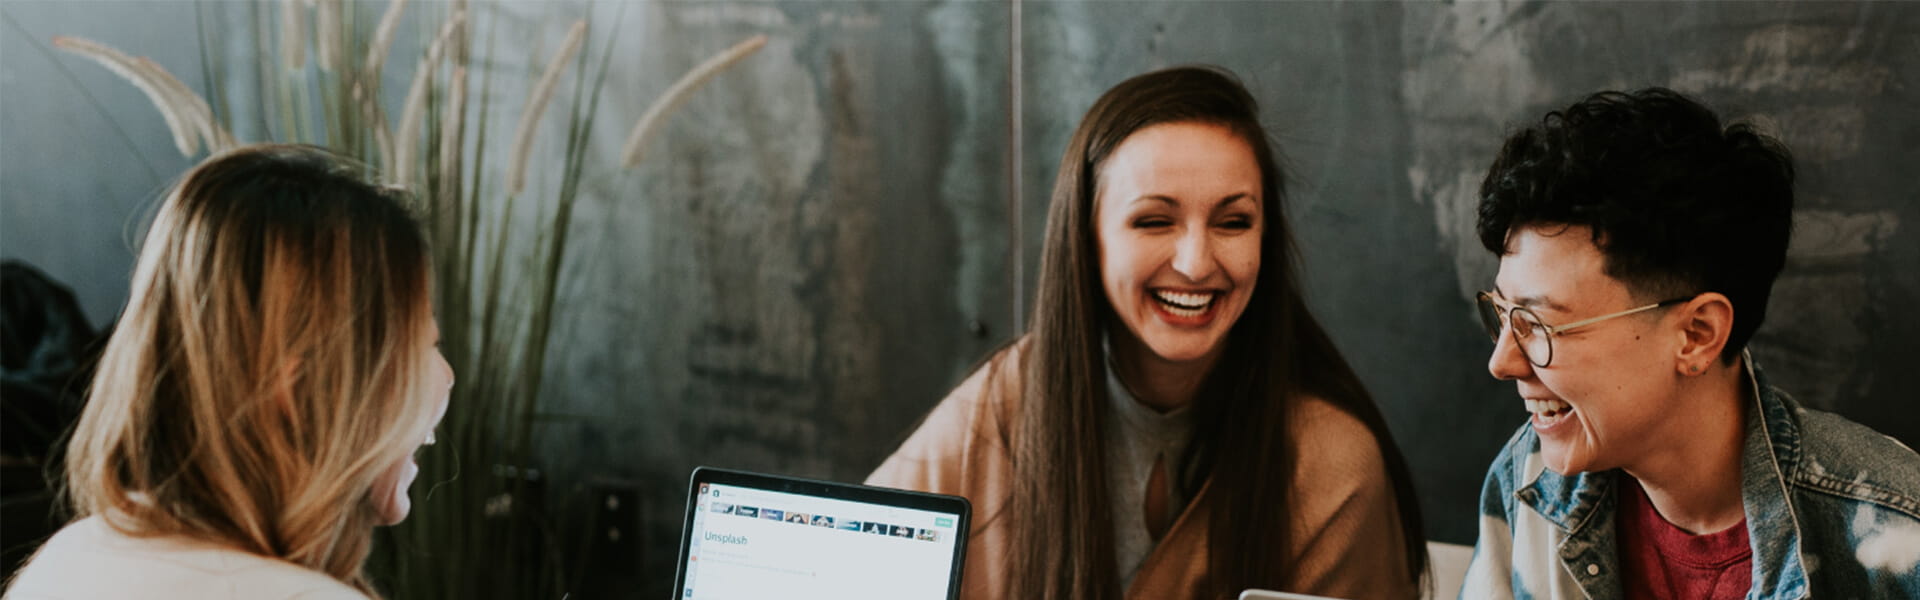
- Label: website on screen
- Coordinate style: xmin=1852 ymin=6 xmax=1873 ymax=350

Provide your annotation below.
xmin=681 ymin=483 xmax=961 ymax=599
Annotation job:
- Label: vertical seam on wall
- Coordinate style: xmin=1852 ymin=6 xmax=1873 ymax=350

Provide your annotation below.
xmin=1009 ymin=0 xmax=1025 ymax=333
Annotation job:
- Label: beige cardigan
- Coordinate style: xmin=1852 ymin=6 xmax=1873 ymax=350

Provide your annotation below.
xmin=6 ymin=516 xmax=368 ymax=600
xmin=867 ymin=343 xmax=1418 ymax=600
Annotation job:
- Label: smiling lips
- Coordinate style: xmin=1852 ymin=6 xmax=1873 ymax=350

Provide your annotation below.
xmin=1151 ymin=289 xmax=1219 ymax=325
xmin=1526 ymin=398 xmax=1575 ymax=430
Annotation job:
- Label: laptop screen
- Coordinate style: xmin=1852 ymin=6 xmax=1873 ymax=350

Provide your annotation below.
xmin=674 ymin=468 xmax=969 ymax=600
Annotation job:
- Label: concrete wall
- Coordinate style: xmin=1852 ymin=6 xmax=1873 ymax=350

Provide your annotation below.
xmin=527 ymin=3 xmax=1015 ymax=593
xmin=4 ymin=1 xmax=1915 ymax=596
xmin=3 ymin=1 xmax=204 ymax=324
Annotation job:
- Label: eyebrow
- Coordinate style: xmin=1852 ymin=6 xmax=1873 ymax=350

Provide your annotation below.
xmin=1131 ymin=193 xmax=1256 ymax=210
xmin=1492 ymin=286 xmax=1571 ymax=313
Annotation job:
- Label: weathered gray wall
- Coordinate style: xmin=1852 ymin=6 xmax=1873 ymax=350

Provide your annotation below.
xmin=528 ymin=3 xmax=1014 ymax=594
xmin=2 ymin=1 xmax=204 ymax=324
xmin=4 ymin=1 xmax=1916 ymax=597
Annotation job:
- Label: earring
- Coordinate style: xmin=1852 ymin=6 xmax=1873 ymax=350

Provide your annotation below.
xmin=1690 ymin=365 xmax=1702 ymax=374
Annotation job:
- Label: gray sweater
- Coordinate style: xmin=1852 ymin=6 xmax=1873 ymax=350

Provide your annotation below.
xmin=1102 ymin=359 xmax=1196 ymax=586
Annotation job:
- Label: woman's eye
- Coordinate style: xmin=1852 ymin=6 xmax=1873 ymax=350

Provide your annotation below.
xmin=1218 ymin=216 xmax=1255 ymax=230
xmin=1132 ymin=217 xmax=1173 ymax=229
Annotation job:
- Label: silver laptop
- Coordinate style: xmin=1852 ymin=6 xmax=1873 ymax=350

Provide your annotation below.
xmin=1240 ymin=591 xmax=1348 ymax=600
xmin=671 ymin=466 xmax=971 ymax=599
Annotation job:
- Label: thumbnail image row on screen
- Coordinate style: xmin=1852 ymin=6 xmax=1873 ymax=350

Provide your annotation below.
xmin=708 ymin=502 xmax=943 ymax=542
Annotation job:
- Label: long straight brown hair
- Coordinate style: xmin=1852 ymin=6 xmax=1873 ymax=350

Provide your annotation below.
xmin=1006 ymin=66 xmax=1427 ymax=599
xmin=61 ymin=144 xmax=439 ymax=597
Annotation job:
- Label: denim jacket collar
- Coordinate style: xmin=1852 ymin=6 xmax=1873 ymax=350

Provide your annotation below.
xmin=1516 ymin=352 xmax=1810 ymax=599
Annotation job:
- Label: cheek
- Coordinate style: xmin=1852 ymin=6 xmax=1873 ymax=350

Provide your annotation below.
xmin=374 ymin=458 xmax=403 ymax=497
xmin=1536 ymin=371 xmax=1588 ymax=404
xmin=371 ymin=455 xmax=418 ymax=521
xmin=1225 ymin=236 xmax=1261 ymax=287
xmin=1099 ymin=233 xmax=1149 ymax=297
xmin=1540 ymin=372 xmax=1646 ymax=436
xmin=1545 ymin=348 xmax=1661 ymax=406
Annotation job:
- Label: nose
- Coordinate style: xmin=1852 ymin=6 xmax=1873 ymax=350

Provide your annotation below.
xmin=1170 ymin=226 xmax=1218 ymax=282
xmin=1487 ymin=324 xmax=1534 ymax=381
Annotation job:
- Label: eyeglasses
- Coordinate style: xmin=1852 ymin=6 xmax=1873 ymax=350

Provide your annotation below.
xmin=1475 ymin=292 xmax=1694 ymax=367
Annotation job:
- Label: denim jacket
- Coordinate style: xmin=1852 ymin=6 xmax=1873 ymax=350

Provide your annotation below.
xmin=1458 ymin=357 xmax=1920 ymax=599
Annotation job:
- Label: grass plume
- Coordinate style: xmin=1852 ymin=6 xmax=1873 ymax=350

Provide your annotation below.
xmin=138 ymin=56 xmax=236 ymax=153
xmin=393 ymin=13 xmax=465 ymax=186
xmin=505 ymin=20 xmax=587 ymax=196
xmin=620 ymin=34 xmax=767 ymax=168
xmin=314 ymin=0 xmax=341 ymax=73
xmin=279 ymin=0 xmax=306 ymax=71
xmin=52 ymin=36 xmax=203 ymax=156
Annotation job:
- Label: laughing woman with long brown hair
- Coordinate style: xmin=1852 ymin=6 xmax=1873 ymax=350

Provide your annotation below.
xmin=7 ymin=145 xmax=451 ymax=599
xmin=868 ymin=67 xmax=1426 ymax=599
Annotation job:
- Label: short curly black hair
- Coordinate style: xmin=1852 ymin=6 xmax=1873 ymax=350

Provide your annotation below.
xmin=1476 ymin=87 xmax=1795 ymax=363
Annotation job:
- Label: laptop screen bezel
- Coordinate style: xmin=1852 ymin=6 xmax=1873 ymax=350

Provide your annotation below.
xmin=670 ymin=466 xmax=972 ymax=600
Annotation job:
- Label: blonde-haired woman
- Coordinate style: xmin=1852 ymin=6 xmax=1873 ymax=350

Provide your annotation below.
xmin=7 ymin=144 xmax=452 ymax=599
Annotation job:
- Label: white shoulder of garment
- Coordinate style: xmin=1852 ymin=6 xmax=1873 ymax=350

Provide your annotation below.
xmin=5 ymin=516 xmax=368 ymax=600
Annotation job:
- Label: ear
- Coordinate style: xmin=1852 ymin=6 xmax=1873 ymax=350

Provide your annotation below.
xmin=1674 ymin=292 xmax=1734 ymax=376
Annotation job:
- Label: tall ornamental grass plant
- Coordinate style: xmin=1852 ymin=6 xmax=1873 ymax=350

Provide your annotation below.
xmin=50 ymin=1 xmax=764 ymax=596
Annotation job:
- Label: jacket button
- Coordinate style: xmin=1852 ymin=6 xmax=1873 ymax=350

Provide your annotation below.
xmin=1587 ymin=564 xmax=1600 ymax=576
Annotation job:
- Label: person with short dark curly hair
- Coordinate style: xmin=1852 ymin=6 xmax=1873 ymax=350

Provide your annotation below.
xmin=1458 ymin=88 xmax=1920 ymax=599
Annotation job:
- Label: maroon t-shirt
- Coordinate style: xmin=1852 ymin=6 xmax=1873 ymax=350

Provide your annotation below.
xmin=1616 ymin=478 xmax=1752 ymax=600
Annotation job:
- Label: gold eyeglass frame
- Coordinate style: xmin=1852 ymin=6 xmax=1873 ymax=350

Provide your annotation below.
xmin=1475 ymin=291 xmax=1695 ymax=367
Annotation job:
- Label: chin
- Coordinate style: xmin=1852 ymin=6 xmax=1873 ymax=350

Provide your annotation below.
xmin=1539 ymin=443 xmax=1594 ymax=476
xmin=1145 ymin=340 xmax=1219 ymax=363
xmin=1541 ymin=451 xmax=1574 ymax=475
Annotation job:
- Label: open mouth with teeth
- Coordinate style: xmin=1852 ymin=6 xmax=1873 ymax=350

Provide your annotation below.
xmin=1526 ymin=398 xmax=1575 ymax=429
xmin=1151 ymin=289 xmax=1219 ymax=323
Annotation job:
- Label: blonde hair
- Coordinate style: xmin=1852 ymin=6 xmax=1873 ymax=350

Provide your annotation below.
xmin=63 ymin=144 xmax=438 ymax=596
